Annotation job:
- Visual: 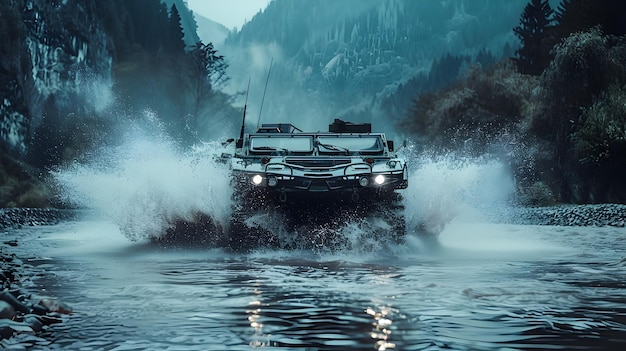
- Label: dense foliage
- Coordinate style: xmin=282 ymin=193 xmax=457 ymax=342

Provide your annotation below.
xmin=405 ymin=0 xmax=626 ymax=203
xmin=91 ymin=0 xmax=235 ymax=145
xmin=513 ymin=0 xmax=626 ymax=75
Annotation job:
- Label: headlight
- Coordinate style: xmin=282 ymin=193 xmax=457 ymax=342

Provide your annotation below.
xmin=388 ymin=160 xmax=397 ymax=168
xmin=267 ymin=176 xmax=278 ymax=187
xmin=374 ymin=175 xmax=385 ymax=185
xmin=251 ymin=174 xmax=263 ymax=185
xmin=358 ymin=176 xmax=369 ymax=187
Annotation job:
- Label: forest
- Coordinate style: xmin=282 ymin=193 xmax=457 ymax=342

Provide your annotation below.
xmin=0 ymin=0 xmax=235 ymax=207
xmin=402 ymin=0 xmax=626 ymax=204
xmin=1 ymin=0 xmax=625 ymax=207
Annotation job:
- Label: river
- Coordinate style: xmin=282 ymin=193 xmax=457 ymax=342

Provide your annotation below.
xmin=3 ymin=213 xmax=626 ymax=350
xmin=3 ymin=139 xmax=624 ymax=350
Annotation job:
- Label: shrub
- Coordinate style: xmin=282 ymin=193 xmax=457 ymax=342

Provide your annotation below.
xmin=571 ymin=84 xmax=626 ymax=166
xmin=535 ymin=27 xmax=609 ymax=139
xmin=403 ymin=60 xmax=537 ymax=153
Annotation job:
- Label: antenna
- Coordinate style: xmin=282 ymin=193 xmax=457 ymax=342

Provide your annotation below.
xmin=238 ymin=78 xmax=251 ymax=144
xmin=256 ymin=57 xmax=273 ymax=130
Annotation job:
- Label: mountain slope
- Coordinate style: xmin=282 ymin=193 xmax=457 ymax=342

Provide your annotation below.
xmin=193 ymin=12 xmax=230 ymax=45
xmin=223 ymin=0 xmax=527 ymax=133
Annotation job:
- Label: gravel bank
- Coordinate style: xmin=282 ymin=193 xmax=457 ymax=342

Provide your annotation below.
xmin=494 ymin=203 xmax=626 ymax=227
xmin=1 ymin=208 xmax=74 ymax=344
xmin=0 ymin=208 xmax=75 ymax=229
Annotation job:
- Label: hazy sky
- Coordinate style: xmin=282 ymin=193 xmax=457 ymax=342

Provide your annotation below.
xmin=186 ymin=0 xmax=272 ymax=30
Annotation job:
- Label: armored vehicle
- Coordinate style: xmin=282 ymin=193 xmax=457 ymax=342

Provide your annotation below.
xmin=228 ymin=119 xmax=408 ymax=248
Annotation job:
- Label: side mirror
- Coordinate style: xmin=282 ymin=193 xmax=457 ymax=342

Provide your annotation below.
xmin=235 ymin=139 xmax=243 ymax=148
xmin=387 ymin=140 xmax=394 ymax=152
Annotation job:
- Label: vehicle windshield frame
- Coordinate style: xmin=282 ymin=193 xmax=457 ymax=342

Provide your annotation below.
xmin=317 ymin=135 xmax=383 ymax=153
xmin=250 ymin=135 xmax=314 ymax=153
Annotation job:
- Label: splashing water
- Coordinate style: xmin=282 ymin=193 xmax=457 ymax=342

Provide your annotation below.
xmin=53 ymin=121 xmax=233 ymax=241
xmin=400 ymin=149 xmax=515 ymax=236
xmin=52 ymin=120 xmax=516 ymax=250
xmin=231 ymin=149 xmax=515 ymax=253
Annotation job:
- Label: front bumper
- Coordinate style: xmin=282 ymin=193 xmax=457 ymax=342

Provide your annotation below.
xmin=232 ymin=170 xmax=408 ymax=192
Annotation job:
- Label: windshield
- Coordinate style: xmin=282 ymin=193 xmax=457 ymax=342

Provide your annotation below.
xmin=318 ymin=136 xmax=382 ymax=153
xmin=250 ymin=136 xmax=313 ymax=152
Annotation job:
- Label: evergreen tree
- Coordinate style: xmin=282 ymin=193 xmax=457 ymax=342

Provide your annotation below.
xmin=513 ymin=0 xmax=554 ymax=75
xmin=554 ymin=0 xmax=626 ymax=37
xmin=125 ymin=0 xmax=168 ymax=54
xmin=186 ymin=42 xmax=229 ymax=130
xmin=167 ymin=4 xmax=186 ymax=53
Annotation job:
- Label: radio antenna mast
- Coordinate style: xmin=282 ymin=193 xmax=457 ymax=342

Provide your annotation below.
xmin=256 ymin=57 xmax=273 ymax=130
xmin=238 ymin=77 xmax=251 ymax=142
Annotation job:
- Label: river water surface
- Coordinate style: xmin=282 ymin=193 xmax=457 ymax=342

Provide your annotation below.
xmin=5 ymin=139 xmax=624 ymax=350
xmin=5 ymin=214 xmax=626 ymax=350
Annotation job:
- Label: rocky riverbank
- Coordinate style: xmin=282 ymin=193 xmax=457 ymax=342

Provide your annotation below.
xmin=0 ymin=208 xmax=75 ymax=228
xmin=1 ymin=208 xmax=75 ymax=344
xmin=493 ymin=203 xmax=626 ymax=227
xmin=1 ymin=250 xmax=72 ymax=341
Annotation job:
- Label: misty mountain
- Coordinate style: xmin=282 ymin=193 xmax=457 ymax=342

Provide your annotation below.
xmin=193 ymin=12 xmax=230 ymax=46
xmin=223 ymin=0 xmax=526 ymax=133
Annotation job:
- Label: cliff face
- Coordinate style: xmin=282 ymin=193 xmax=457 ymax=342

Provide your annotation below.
xmin=0 ymin=0 xmax=112 ymax=154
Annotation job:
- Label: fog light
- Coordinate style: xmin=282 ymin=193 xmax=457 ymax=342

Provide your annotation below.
xmin=359 ymin=176 xmax=369 ymax=187
xmin=251 ymin=174 xmax=263 ymax=185
xmin=374 ymin=175 xmax=385 ymax=185
xmin=267 ymin=176 xmax=278 ymax=187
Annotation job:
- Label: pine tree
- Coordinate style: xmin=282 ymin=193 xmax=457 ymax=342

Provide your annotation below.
xmin=554 ymin=0 xmax=626 ymax=37
xmin=167 ymin=4 xmax=185 ymax=53
xmin=513 ymin=0 xmax=554 ymax=75
xmin=554 ymin=0 xmax=573 ymax=24
xmin=186 ymin=42 xmax=229 ymax=131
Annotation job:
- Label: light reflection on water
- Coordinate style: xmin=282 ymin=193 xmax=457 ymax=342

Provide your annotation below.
xmin=4 ymin=220 xmax=626 ymax=350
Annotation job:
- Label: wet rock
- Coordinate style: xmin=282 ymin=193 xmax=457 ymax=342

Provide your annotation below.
xmin=3 ymin=240 xmax=18 ymax=247
xmin=1 ymin=239 xmax=72 ymax=343
xmin=0 ymin=318 xmax=34 ymax=334
xmin=0 ymin=325 xmax=13 ymax=339
xmin=0 ymin=301 xmax=16 ymax=320
xmin=23 ymin=315 xmax=43 ymax=333
xmin=38 ymin=298 xmax=72 ymax=315
xmin=0 ymin=291 xmax=30 ymax=314
xmin=29 ymin=304 xmax=48 ymax=316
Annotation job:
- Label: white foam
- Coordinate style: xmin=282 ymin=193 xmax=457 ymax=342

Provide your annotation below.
xmin=401 ymin=150 xmax=515 ymax=235
xmin=53 ymin=118 xmax=233 ymax=241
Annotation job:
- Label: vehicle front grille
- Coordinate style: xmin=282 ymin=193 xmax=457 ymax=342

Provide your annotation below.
xmin=285 ymin=157 xmax=351 ymax=168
